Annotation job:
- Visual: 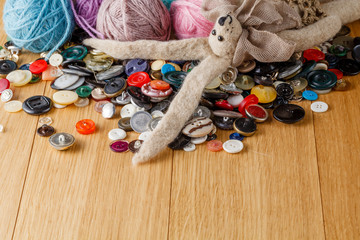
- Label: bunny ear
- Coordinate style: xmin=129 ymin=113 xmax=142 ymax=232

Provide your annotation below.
xmin=201 ymin=0 xmax=239 ymax=22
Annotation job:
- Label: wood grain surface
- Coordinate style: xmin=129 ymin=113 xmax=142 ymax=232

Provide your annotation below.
xmin=0 ymin=1 xmax=359 ymax=239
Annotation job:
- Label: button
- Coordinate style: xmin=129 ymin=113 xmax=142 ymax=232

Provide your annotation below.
xmin=214 ymin=100 xmax=233 ymax=111
xmin=52 ymin=90 xmax=79 ymax=105
xmin=227 ymin=94 xmax=244 ymax=108
xmin=229 ymin=132 xmax=244 ymax=141
xmin=23 ymin=95 xmax=53 ymax=115
xmin=191 ymin=135 xmax=208 ymax=144
xmin=220 ymin=66 xmax=238 ymax=85
xmin=0 ymin=78 xmax=10 ymax=93
xmin=328 ymin=69 xmax=343 ymax=80
xmin=127 ymin=72 xmax=150 ymax=88
xmin=127 ymin=86 xmax=151 ymax=103
xmin=163 ymin=71 xmax=187 ymax=89
xmin=220 ymin=83 xmax=243 ymax=95
xmin=213 ymin=116 xmax=234 ymax=130
xmin=303 ymin=49 xmax=325 ymax=62
xmin=238 ymin=94 xmax=259 ymax=116
xmin=129 ymin=140 xmax=144 ymax=153
xmin=94 ymin=100 xmax=110 ymax=113
xmin=151 ymin=60 xmax=166 ymax=71
xmin=223 ymin=140 xmax=244 ymax=154
xmin=245 ymin=104 xmax=268 ymax=123
xmin=4 ymin=100 xmax=22 ymax=113
xmin=84 ymin=53 xmax=113 ymax=72
xmin=182 ymin=117 xmax=214 ymax=137
xmin=6 ymin=70 xmax=26 ymax=83
xmin=49 ymin=53 xmax=63 ymax=67
xmin=161 ymin=63 xmax=176 ymax=75
xmin=37 ymin=124 xmax=55 ymax=137
xmin=62 ymin=45 xmax=88 ymax=60
xmin=96 ymin=65 xmax=124 ymax=81
xmin=337 ymin=59 xmax=360 ymax=76
xmin=104 ymin=77 xmax=127 ymax=97
xmin=333 ymin=36 xmax=354 ymax=49
xmin=130 ymin=111 xmax=152 ymax=133
xmin=325 ymin=54 xmax=339 ymax=68
xmin=251 ymin=85 xmax=277 ymax=104
xmin=289 ymin=78 xmax=308 ymax=93
xmin=353 ymin=45 xmax=360 ymax=63
xmin=168 ymin=62 xmax=181 ymax=71
xmin=52 ymin=74 xmax=80 ymax=90
xmin=148 ymin=116 xmax=162 ymax=131
xmin=13 ymin=70 xmax=32 ymax=87
xmin=108 ymin=128 xmax=127 ymax=140
xmin=205 ymin=76 xmax=221 ymax=89
xmin=150 ymin=70 xmax=163 ymax=80
xmin=91 ymin=88 xmax=108 ymax=101
xmin=102 ymin=102 xmax=116 ymax=118
xmin=202 ymin=89 xmax=229 ymax=100
xmin=235 ymin=75 xmax=255 ymax=90
xmin=278 ymin=60 xmax=302 ymax=79
xmin=1 ymin=89 xmax=13 ymax=102
xmin=110 ymin=140 xmax=129 ymax=153
xmin=275 ymin=83 xmax=294 ymax=100
xmin=313 ymin=61 xmax=329 ymax=70
xmin=192 ymin=106 xmax=211 ymax=118
xmin=168 ymin=133 xmax=191 ymax=150
xmin=53 ymin=103 xmax=67 ymax=109
xmin=39 ymin=117 xmax=53 ymax=125
xmin=62 ymin=68 xmax=92 ymax=77
xmin=293 ymin=60 xmax=316 ymax=79
xmin=213 ymin=110 xmax=243 ymax=118
xmin=29 ymin=59 xmax=48 ymax=74
xmin=206 ymin=140 xmax=223 ymax=152
xmin=42 ymin=65 xmax=63 ymax=81
xmin=333 ymin=78 xmax=349 ymax=91
xmin=0 ymin=124 xmax=4 ymax=133
xmin=237 ymin=60 xmax=256 ymax=73
xmin=49 ymin=133 xmax=75 ymax=150
xmin=76 ymin=119 xmax=96 ymax=134
xmin=307 ymin=70 xmax=337 ymax=90
xmin=151 ymin=110 xmax=164 ymax=118
xmin=0 ymin=60 xmax=17 ymax=76
xmin=273 ymin=104 xmax=305 ymax=124
xmin=233 ymin=118 xmax=257 ymax=136
xmin=120 ymin=104 xmax=137 ymax=118
xmin=150 ymin=80 xmax=170 ymax=90
xmin=138 ymin=131 xmax=152 ymax=141
xmin=336 ymin=25 xmax=351 ymax=37
xmin=329 ymin=45 xmax=348 ymax=57
xmin=76 ymin=86 xmax=92 ymax=98
xmin=125 ymin=59 xmax=149 ymax=76
xmin=253 ymin=74 xmax=274 ymax=86
xmin=74 ymin=97 xmax=90 ymax=107
xmin=118 ymin=117 xmax=133 ymax=131
xmin=183 ymin=143 xmax=196 ymax=152
xmin=61 ymin=59 xmax=86 ymax=68
xmin=311 ymin=101 xmax=328 ymax=113
xmin=302 ymin=90 xmax=318 ymax=101
xmin=253 ymin=62 xmax=278 ymax=75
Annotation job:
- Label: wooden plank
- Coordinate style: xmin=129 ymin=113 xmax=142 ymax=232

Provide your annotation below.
xmin=169 ymin=104 xmax=326 ymax=239
xmin=12 ymin=87 xmax=173 ymax=239
xmin=315 ymin=20 xmax=360 ymax=239
xmin=0 ymin=2 xmax=47 ymax=239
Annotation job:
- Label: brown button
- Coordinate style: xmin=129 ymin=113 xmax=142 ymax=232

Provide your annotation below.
xmin=237 ymin=60 xmax=256 ymax=73
xmin=129 ymin=140 xmax=144 ymax=153
xmin=37 ymin=124 xmax=55 ymax=137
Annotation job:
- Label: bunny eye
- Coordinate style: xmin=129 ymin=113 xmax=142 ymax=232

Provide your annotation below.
xmin=218 ymin=36 xmax=224 ymax=41
xmin=212 ymin=30 xmax=216 ymax=35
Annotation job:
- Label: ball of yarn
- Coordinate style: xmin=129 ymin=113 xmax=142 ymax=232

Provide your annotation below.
xmin=70 ymin=0 xmax=104 ymax=38
xmin=3 ymin=0 xmax=75 ymax=59
xmin=170 ymin=0 xmax=214 ymax=39
xmin=162 ymin=0 xmax=176 ymax=10
xmin=96 ymin=0 xmax=171 ymax=42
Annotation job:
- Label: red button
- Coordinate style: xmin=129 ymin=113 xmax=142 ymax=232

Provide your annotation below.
xmin=150 ymin=80 xmax=170 ymax=90
xmin=328 ymin=69 xmax=343 ymax=80
xmin=0 ymin=78 xmax=10 ymax=94
xmin=215 ymin=99 xmax=234 ymax=111
xmin=29 ymin=59 xmax=48 ymax=74
xmin=207 ymin=140 xmax=223 ymax=152
xmin=303 ymin=49 xmax=325 ymax=62
xmin=238 ymin=94 xmax=259 ymax=116
xmin=76 ymin=119 xmax=96 ymax=135
xmin=127 ymin=72 xmax=150 ymax=88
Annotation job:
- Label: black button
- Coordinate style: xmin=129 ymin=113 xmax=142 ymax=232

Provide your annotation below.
xmin=85 ymin=77 xmax=106 ymax=88
xmin=273 ymin=104 xmax=305 ymax=124
xmin=37 ymin=124 xmax=55 ymax=137
xmin=168 ymin=133 xmax=191 ymax=150
xmin=62 ymin=59 xmax=86 ymax=68
xmin=253 ymin=62 xmax=278 ymax=75
xmin=0 ymin=60 xmax=17 ymax=75
xmin=212 ymin=116 xmax=234 ymax=130
xmin=104 ymin=77 xmax=126 ymax=95
xmin=352 ymin=45 xmax=360 ymax=63
xmin=337 ymin=59 xmax=360 ymax=76
xmin=202 ymin=89 xmax=229 ymax=100
xmin=129 ymin=140 xmax=144 ymax=153
xmin=254 ymin=74 xmax=274 ymax=86
xmin=276 ymin=83 xmax=294 ymax=100
xmin=233 ymin=118 xmax=257 ymax=136
xmin=22 ymin=95 xmax=53 ymax=115
xmin=127 ymin=86 xmax=150 ymax=103
xmin=151 ymin=100 xmax=171 ymax=113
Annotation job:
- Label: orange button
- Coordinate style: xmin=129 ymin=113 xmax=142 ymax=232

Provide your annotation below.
xmin=76 ymin=119 xmax=96 ymax=135
xmin=150 ymin=80 xmax=170 ymax=90
xmin=207 ymin=140 xmax=223 ymax=152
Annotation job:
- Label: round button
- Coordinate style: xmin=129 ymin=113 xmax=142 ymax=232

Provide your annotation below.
xmin=190 ymin=135 xmax=208 ymax=145
xmin=237 ymin=60 xmax=256 ymax=73
xmin=4 ymin=100 xmax=22 ymax=113
xmin=102 ymin=102 xmax=116 ymax=119
xmin=130 ymin=111 xmax=152 ymax=133
xmin=207 ymin=140 xmax=223 ymax=152
xmin=213 ymin=116 xmax=234 ymax=130
xmin=233 ymin=118 xmax=257 ymax=136
xmin=163 ymin=71 xmax=187 ymax=89
xmin=220 ymin=66 xmax=238 ymax=85
xmin=273 ymin=104 xmax=305 ymax=124
xmin=52 ymin=90 xmax=79 ymax=105
xmin=0 ymin=60 xmax=17 ymax=76
xmin=307 ymin=70 xmax=337 ymax=90
xmin=337 ymin=59 xmax=360 ymax=76
xmin=227 ymin=94 xmax=244 ymax=108
xmin=29 ymin=59 xmax=48 ymax=74
xmin=52 ymin=74 xmax=80 ymax=90
xmin=127 ymin=86 xmax=151 ymax=103
xmin=238 ymin=94 xmax=259 ymax=116
xmin=104 ymin=77 xmax=127 ymax=97
xmin=91 ymin=88 xmax=107 ymax=101
xmin=49 ymin=133 xmax=75 ymax=150
xmin=183 ymin=143 xmax=196 ymax=152
xmin=37 ymin=124 xmax=55 ymax=137
xmin=229 ymin=132 xmax=245 ymax=141
xmin=12 ymin=70 xmax=32 ymax=87
xmin=125 ymin=59 xmax=149 ymax=76
xmin=94 ymin=100 xmax=110 ymax=113
xmin=74 ymin=97 xmax=90 ymax=107
xmin=275 ymin=83 xmax=294 ymax=100
xmin=245 ymin=104 xmax=268 ymax=122
xmin=182 ymin=117 xmax=214 ymax=138
xmin=151 ymin=60 xmax=166 ymax=71
xmin=23 ymin=95 xmax=53 ymax=115
xmin=120 ymin=104 xmax=137 ymax=118
xmin=1 ymin=89 xmax=13 ymax=102
xmin=129 ymin=140 xmax=144 ymax=153
xmin=62 ymin=45 xmax=88 ymax=60
xmin=118 ymin=117 xmax=133 ymax=131
xmin=161 ymin=64 xmax=176 ymax=75
xmin=168 ymin=133 xmax=191 ymax=150
xmin=302 ymin=90 xmax=318 ymax=101
xmin=223 ymin=140 xmax=244 ymax=154
xmin=108 ymin=128 xmax=127 ymax=141
xmin=49 ymin=53 xmax=63 ymax=67
xmin=76 ymin=86 xmax=92 ymax=98
xmin=109 ymin=140 xmax=129 ymax=153
xmin=251 ymin=85 xmax=277 ymax=104
xmin=127 ymin=72 xmax=150 ymax=88
xmin=303 ymin=49 xmax=325 ymax=62
xmin=150 ymin=80 xmax=170 ymax=90
xmin=39 ymin=117 xmax=53 ymax=125
xmin=205 ymin=76 xmax=221 ymax=89
xmin=235 ymin=75 xmax=255 ymax=90
xmin=289 ymin=78 xmax=308 ymax=92
xmin=96 ymin=65 xmax=125 ymax=81
xmin=0 ymin=78 xmax=10 ymax=93
xmin=353 ymin=45 xmax=360 ymax=63
xmin=311 ymin=101 xmax=329 ymax=113
xmin=168 ymin=62 xmax=181 ymax=71
xmin=76 ymin=119 xmax=96 ymax=134
xmin=328 ymin=69 xmax=343 ymax=80
xmin=6 ymin=70 xmax=26 ymax=83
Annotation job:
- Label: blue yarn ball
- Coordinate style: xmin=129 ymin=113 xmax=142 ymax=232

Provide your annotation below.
xmin=3 ymin=0 xmax=75 ymax=59
xmin=162 ymin=0 xmax=176 ymax=10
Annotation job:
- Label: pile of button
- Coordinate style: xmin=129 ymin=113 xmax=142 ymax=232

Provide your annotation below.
xmin=0 ymin=25 xmax=360 ymax=154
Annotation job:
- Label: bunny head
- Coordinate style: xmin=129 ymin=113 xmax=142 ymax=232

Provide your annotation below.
xmin=208 ymin=14 xmax=242 ymax=58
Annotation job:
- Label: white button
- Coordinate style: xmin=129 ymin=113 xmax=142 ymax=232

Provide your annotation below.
xmin=138 ymin=131 xmax=151 ymax=141
xmin=6 ymin=70 xmax=26 ymax=83
xmin=0 ymin=49 xmax=10 ymax=58
xmin=191 ymin=135 xmax=208 ymax=145
xmin=108 ymin=129 xmax=127 ymax=141
xmin=74 ymin=98 xmax=89 ymax=107
xmin=227 ymin=94 xmax=244 ymax=107
xmin=102 ymin=103 xmax=115 ymax=119
xmin=151 ymin=110 xmax=164 ymax=118
xmin=1 ymin=89 xmax=13 ymax=102
xmin=223 ymin=140 xmax=244 ymax=154
xmin=52 ymin=90 xmax=79 ymax=105
xmin=53 ymin=74 xmax=79 ymax=89
xmin=49 ymin=53 xmax=63 ymax=67
xmin=183 ymin=143 xmax=196 ymax=152
xmin=311 ymin=101 xmax=328 ymax=113
xmin=4 ymin=100 xmax=22 ymax=113
xmin=13 ymin=70 xmax=32 ymax=86
xmin=53 ymin=103 xmax=67 ymax=109
xmin=120 ymin=104 xmax=137 ymax=118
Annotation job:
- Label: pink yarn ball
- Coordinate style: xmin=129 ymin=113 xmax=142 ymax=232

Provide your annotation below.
xmin=96 ymin=0 xmax=171 ymax=41
xmin=170 ymin=0 xmax=214 ymax=39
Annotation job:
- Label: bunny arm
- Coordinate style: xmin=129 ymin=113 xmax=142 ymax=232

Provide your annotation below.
xmin=132 ymin=54 xmax=232 ymax=165
xmin=83 ymin=38 xmax=212 ymax=61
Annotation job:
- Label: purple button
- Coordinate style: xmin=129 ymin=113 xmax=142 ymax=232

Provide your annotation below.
xmin=125 ymin=59 xmax=149 ymax=76
xmin=110 ymin=140 xmax=129 ymax=153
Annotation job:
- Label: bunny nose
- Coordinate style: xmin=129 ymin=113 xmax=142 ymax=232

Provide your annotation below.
xmin=218 ymin=15 xmax=233 ymax=26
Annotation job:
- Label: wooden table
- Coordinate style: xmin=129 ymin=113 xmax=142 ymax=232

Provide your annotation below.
xmin=0 ymin=3 xmax=359 ymax=240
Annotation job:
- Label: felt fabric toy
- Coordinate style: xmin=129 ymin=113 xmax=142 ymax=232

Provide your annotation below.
xmin=84 ymin=0 xmax=360 ymax=165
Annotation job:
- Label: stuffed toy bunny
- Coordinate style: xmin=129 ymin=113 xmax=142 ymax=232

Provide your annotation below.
xmin=84 ymin=0 xmax=360 ymax=165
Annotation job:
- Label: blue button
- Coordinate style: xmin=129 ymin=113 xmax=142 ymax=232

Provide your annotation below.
xmin=229 ymin=132 xmax=244 ymax=141
xmin=302 ymin=90 xmax=318 ymax=101
xmin=161 ymin=64 xmax=176 ymax=75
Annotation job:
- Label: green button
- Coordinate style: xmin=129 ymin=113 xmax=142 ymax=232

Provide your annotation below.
xmin=62 ymin=45 xmax=88 ymax=60
xmin=76 ymin=86 xmax=92 ymax=98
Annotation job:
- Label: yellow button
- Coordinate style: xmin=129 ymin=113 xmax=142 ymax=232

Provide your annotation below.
xmin=13 ymin=70 xmax=32 ymax=87
xmin=168 ymin=62 xmax=181 ymax=71
xmin=151 ymin=60 xmax=166 ymax=71
xmin=4 ymin=100 xmax=22 ymax=113
xmin=250 ymin=85 xmax=277 ymax=104
xmin=52 ymin=90 xmax=79 ymax=105
xmin=205 ymin=76 xmax=221 ymax=89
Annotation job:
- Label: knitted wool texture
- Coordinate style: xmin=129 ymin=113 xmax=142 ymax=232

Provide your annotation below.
xmin=84 ymin=0 xmax=360 ymax=165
